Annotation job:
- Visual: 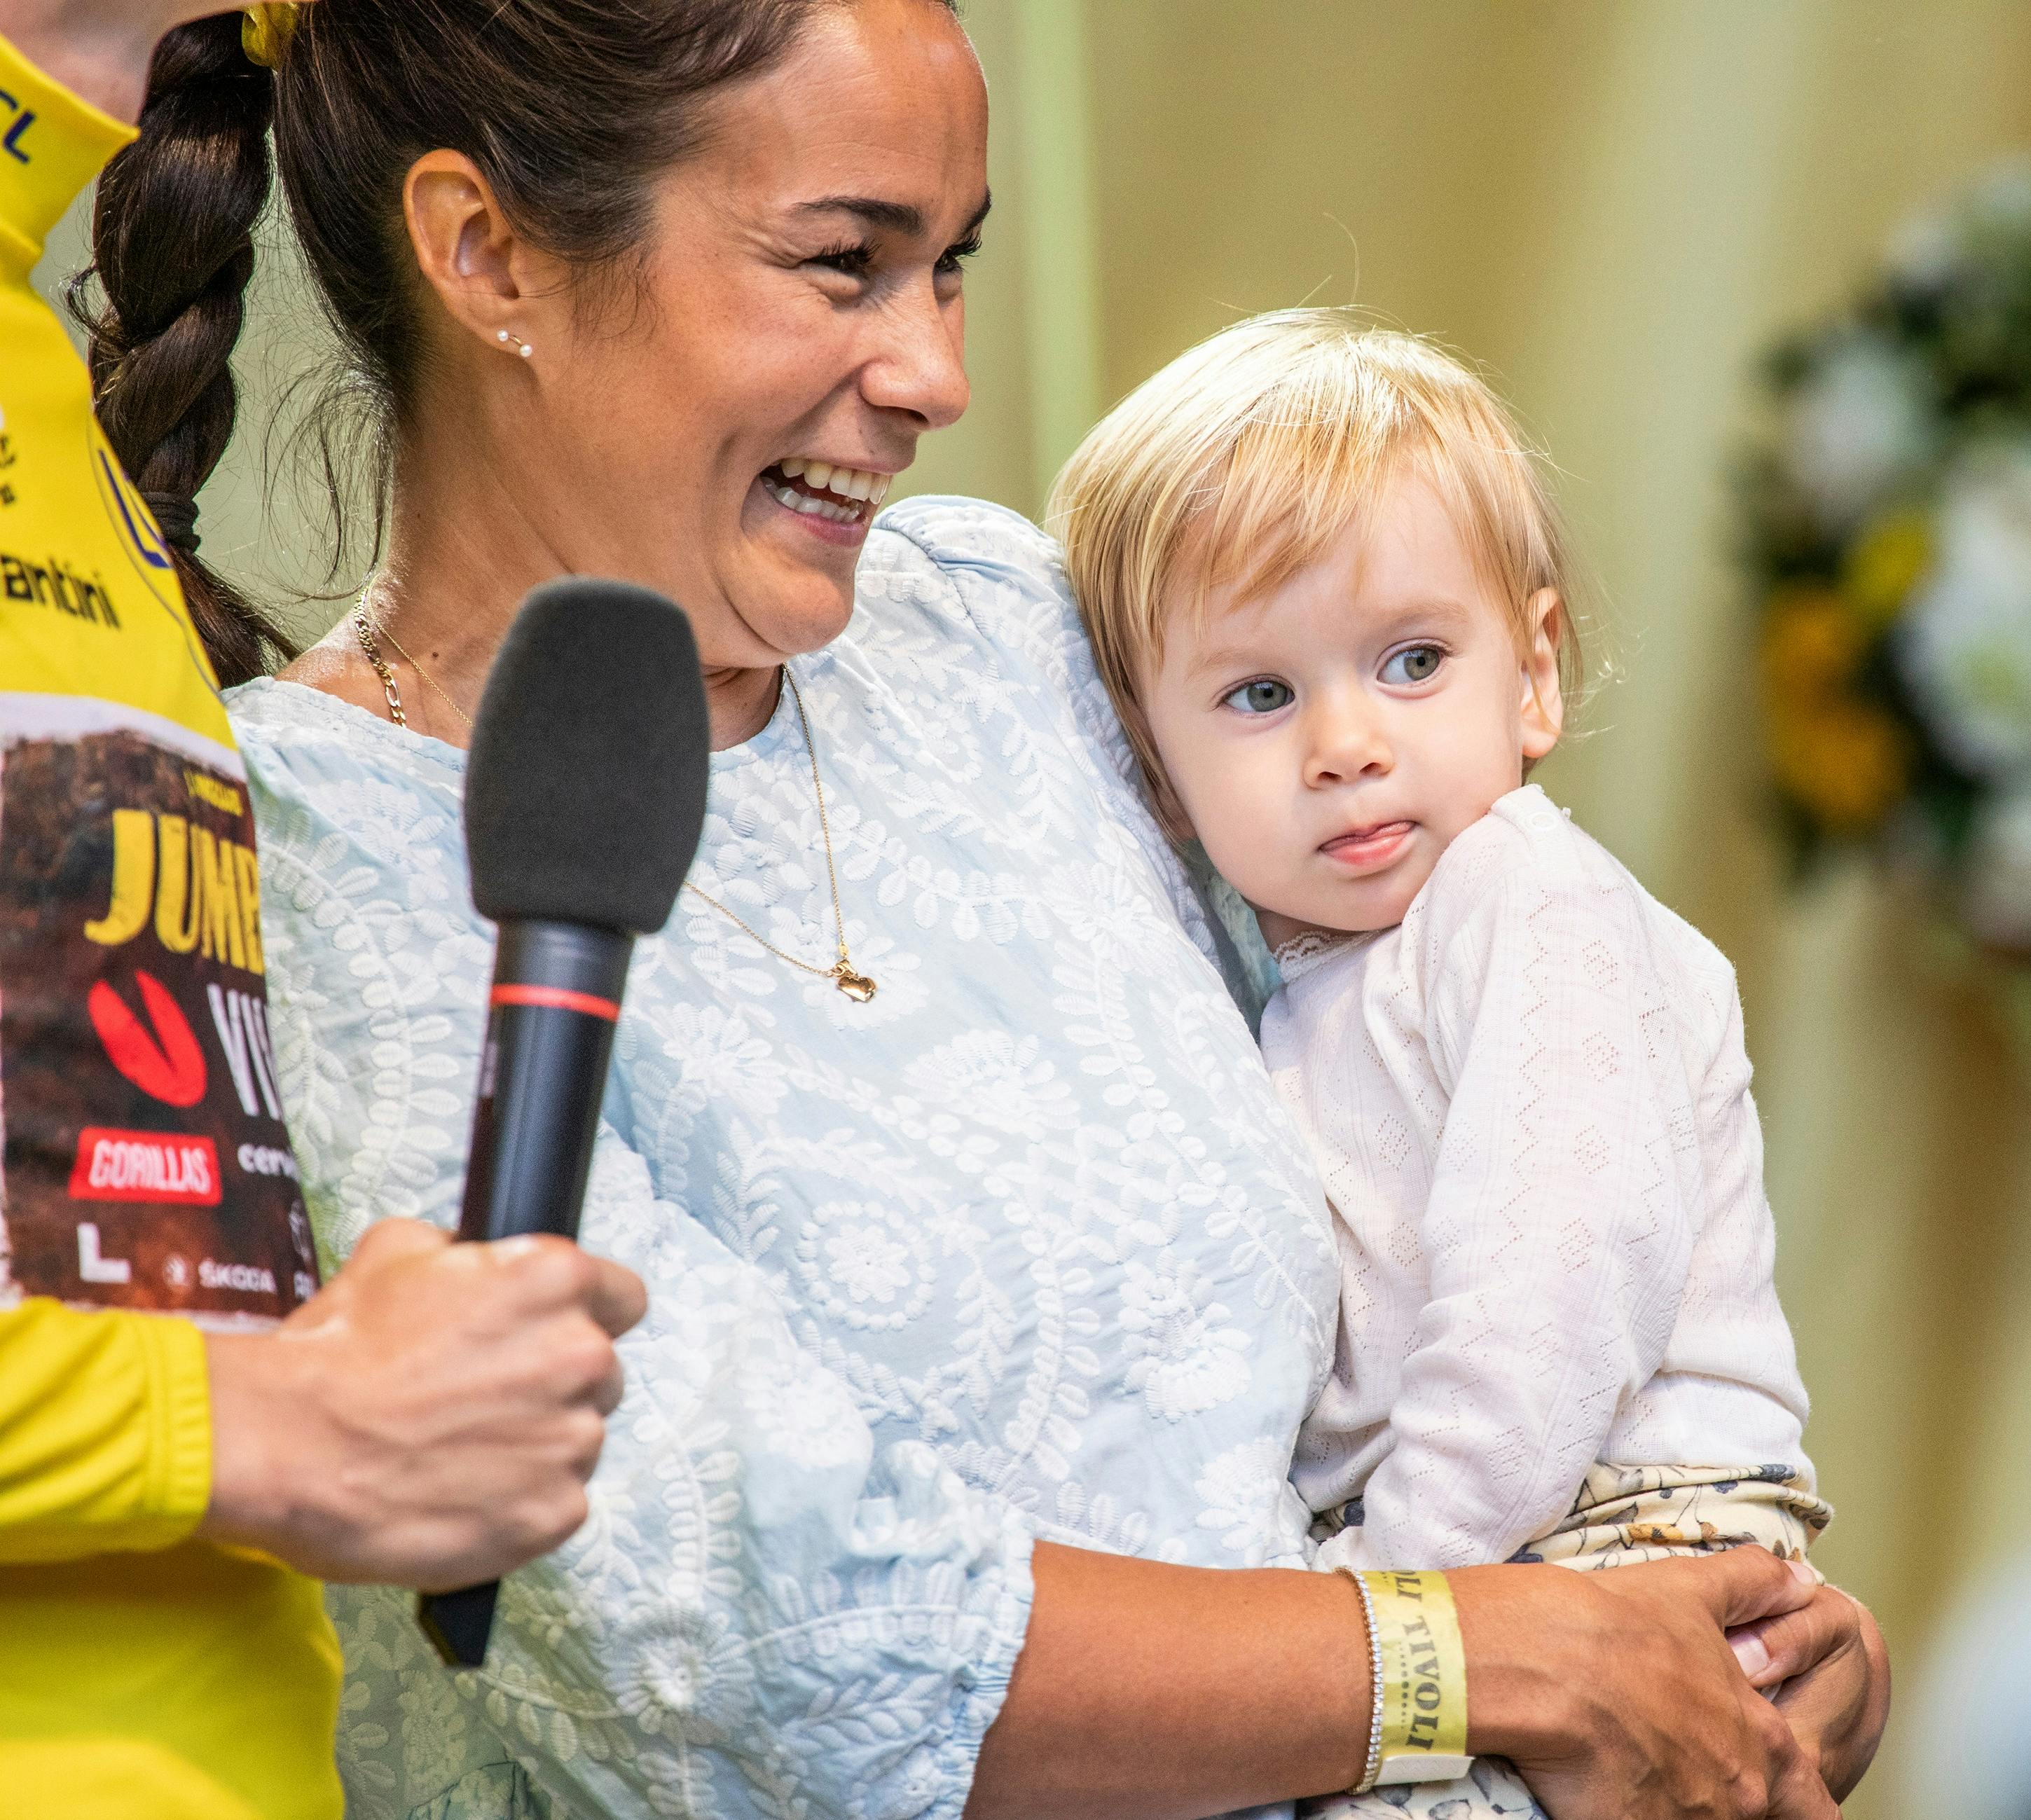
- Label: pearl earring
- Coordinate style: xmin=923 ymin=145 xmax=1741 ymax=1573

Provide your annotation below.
xmin=495 ymin=328 xmax=534 ymax=360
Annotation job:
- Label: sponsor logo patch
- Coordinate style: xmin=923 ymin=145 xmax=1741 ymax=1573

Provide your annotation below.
xmin=67 ymin=1127 xmax=221 ymax=1206
xmin=87 ymin=971 xmax=209 ymax=1106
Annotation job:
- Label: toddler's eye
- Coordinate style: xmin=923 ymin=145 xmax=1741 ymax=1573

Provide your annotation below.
xmin=1223 ymin=678 xmax=1294 ymax=715
xmin=1381 ymin=645 xmax=1445 ymax=685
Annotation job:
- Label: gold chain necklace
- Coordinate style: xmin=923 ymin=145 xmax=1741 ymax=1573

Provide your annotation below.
xmin=352 ymin=606 xmax=473 ymax=732
xmin=355 ymin=611 xmax=876 ymax=1004
xmin=684 ymin=669 xmax=876 ymax=1002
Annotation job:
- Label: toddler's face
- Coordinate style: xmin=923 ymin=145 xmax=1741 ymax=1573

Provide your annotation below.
xmin=1141 ymin=471 xmax=1564 ymax=946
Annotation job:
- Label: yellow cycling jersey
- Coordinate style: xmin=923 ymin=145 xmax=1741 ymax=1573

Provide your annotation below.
xmin=0 ymin=29 xmax=340 ymax=1819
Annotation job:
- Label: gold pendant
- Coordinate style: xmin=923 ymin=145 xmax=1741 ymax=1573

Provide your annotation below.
xmin=830 ymin=961 xmax=877 ymax=1002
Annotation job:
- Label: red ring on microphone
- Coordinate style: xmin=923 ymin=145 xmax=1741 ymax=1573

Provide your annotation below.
xmin=490 ymin=984 xmax=621 ymax=1021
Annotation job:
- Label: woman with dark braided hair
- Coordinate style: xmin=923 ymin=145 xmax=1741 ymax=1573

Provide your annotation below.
xmin=0 ymin=7 xmax=654 ymax=1816
xmin=62 ymin=2 xmax=1885 ymax=1818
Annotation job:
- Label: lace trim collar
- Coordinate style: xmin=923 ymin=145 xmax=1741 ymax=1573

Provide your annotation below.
xmin=1272 ymin=926 xmax=1374 ymax=983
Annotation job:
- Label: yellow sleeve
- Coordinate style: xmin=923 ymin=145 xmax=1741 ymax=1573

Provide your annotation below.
xmin=0 ymin=27 xmax=133 ymax=286
xmin=0 ymin=1739 xmax=265 ymax=1820
xmin=0 ymin=1299 xmax=211 ymax=1561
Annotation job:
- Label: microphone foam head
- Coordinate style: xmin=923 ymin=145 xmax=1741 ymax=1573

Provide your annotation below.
xmin=465 ymin=578 xmax=710 ymax=934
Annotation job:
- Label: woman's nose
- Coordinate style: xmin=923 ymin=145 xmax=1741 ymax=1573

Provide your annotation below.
xmin=862 ymin=283 xmax=970 ymax=429
xmin=1303 ymin=700 xmax=1393 ymax=787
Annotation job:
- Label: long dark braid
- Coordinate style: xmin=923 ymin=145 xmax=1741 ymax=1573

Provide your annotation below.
xmin=68 ymin=14 xmax=296 ymax=687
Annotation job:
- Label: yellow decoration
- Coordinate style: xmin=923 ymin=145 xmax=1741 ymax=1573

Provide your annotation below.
xmin=241 ymin=5 xmax=302 ymax=70
xmin=1760 ymin=585 xmax=1866 ymax=699
xmin=1844 ymin=511 xmax=1933 ymax=626
xmin=1767 ymin=699 xmax=1910 ymax=834
xmin=1758 ymin=584 xmax=1911 ymax=834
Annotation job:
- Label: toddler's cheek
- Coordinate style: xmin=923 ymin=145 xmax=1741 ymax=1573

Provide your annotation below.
xmin=1171 ymin=766 xmax=1270 ymax=871
xmin=1195 ymin=818 xmax=1287 ymax=909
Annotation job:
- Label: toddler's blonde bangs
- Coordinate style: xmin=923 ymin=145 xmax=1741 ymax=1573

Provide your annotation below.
xmin=1049 ymin=310 xmax=1581 ymax=794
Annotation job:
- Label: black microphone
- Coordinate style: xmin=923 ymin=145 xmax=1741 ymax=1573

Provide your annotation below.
xmin=416 ymin=577 xmax=710 ymax=1669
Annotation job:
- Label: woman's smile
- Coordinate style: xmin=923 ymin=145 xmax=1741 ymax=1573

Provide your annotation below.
xmin=755 ymin=457 xmax=895 ymax=546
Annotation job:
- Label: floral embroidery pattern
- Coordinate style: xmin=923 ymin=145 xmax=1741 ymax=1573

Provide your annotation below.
xmin=232 ymin=498 xmax=1338 ymax=1820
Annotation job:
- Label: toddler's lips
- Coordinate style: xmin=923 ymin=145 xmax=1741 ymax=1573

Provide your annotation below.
xmin=1319 ymin=820 xmax=1414 ymax=871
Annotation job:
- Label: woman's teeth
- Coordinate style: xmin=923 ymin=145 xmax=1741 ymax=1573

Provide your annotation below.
xmin=762 ymin=458 xmax=893 ymax=523
xmin=781 ymin=457 xmax=890 ymax=502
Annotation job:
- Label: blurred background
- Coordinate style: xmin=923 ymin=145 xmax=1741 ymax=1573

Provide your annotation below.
xmin=34 ymin=4 xmax=2031 ymax=1814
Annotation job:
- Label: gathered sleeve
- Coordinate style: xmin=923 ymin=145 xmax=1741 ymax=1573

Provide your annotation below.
xmin=237 ymin=701 xmax=1035 ymax=1820
xmin=444 ymin=1123 xmax=1037 ymax=1820
xmin=1320 ymin=856 xmax=1702 ymax=1573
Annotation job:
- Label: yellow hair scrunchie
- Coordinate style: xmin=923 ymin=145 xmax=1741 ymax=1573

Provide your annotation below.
xmin=242 ymin=4 xmax=303 ymax=70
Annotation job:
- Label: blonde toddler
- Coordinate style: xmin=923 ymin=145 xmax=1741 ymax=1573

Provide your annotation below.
xmin=1051 ymin=313 xmax=1828 ymax=1812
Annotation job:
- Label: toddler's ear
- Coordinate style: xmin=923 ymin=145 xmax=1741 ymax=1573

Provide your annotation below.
xmin=1520 ymin=587 xmax=1567 ymax=761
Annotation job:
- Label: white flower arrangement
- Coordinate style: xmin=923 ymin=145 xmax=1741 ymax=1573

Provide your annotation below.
xmin=1744 ymin=156 xmax=2031 ymax=972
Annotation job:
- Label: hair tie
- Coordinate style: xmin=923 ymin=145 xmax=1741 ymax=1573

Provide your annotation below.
xmin=242 ymin=4 xmax=302 ymax=70
xmin=144 ymin=493 xmax=202 ymax=557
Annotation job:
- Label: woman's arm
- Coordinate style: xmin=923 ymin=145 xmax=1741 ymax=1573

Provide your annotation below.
xmin=972 ymin=1545 xmax=1373 ymax=1815
xmin=310 ymin=1126 xmax=1041 ymax=1819
xmin=971 ymin=1544 xmax=1871 ymax=1820
xmin=310 ymin=1123 xmax=1867 ymax=1820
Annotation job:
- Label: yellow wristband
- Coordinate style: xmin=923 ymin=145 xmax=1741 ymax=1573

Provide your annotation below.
xmin=1361 ymin=1570 xmax=1471 ymax=1786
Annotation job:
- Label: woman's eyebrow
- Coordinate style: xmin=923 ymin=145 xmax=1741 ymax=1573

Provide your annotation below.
xmin=794 ymin=191 xmax=993 ymax=240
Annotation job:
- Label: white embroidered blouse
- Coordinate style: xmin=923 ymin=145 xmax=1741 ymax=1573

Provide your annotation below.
xmin=228 ymin=498 xmax=1339 ymax=1820
xmin=1265 ymin=787 xmax=1814 ymax=1573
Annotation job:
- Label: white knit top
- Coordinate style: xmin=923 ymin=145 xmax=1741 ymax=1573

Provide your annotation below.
xmin=1263 ymin=785 xmax=1814 ymax=1571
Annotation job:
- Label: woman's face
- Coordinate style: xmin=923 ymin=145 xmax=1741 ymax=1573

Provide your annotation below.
xmin=521 ymin=0 xmax=989 ymax=677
